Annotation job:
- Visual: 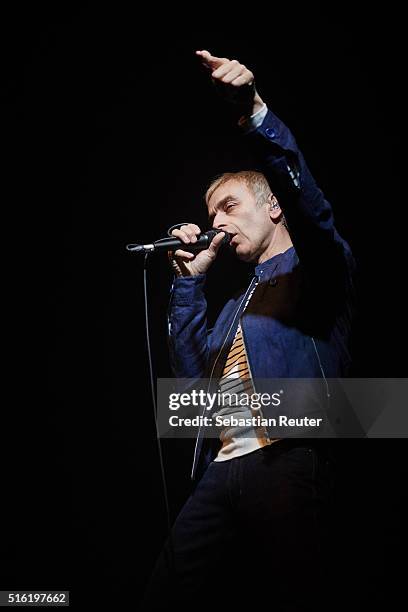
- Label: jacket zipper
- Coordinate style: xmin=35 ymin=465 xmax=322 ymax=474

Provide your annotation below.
xmin=191 ymin=276 xmax=259 ymax=479
xmin=311 ymin=337 xmax=331 ymax=408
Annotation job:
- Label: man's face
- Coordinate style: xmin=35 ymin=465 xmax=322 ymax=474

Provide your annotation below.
xmin=207 ymin=179 xmax=274 ymax=263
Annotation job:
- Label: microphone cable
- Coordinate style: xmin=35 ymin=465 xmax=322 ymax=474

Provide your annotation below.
xmin=143 ymin=253 xmax=176 ymax=578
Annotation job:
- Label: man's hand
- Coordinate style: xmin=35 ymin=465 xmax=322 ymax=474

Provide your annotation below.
xmin=196 ymin=49 xmax=265 ymax=117
xmin=168 ymin=224 xmax=226 ymax=277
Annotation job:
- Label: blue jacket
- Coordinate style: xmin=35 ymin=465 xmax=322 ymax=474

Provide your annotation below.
xmin=167 ymin=109 xmax=359 ymax=479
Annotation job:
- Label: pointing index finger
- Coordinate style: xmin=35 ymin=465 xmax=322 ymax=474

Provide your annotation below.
xmin=195 ymin=49 xmax=227 ymax=70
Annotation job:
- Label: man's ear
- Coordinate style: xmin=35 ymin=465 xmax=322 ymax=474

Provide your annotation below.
xmin=268 ymin=193 xmax=282 ymax=220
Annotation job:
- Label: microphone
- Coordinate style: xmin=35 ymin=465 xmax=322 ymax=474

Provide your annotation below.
xmin=126 ymin=229 xmax=231 ymax=254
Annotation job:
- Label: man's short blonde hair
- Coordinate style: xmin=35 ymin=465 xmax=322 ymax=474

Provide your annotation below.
xmin=205 ymin=171 xmax=272 ymax=207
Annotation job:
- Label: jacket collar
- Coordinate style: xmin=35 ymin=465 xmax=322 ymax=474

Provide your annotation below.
xmin=254 ymin=246 xmax=295 ymax=276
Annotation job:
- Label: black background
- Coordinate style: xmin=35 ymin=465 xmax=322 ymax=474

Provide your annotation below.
xmin=2 ymin=5 xmax=407 ymax=609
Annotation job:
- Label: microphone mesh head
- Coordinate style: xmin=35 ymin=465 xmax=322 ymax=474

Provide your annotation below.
xmin=210 ymin=229 xmax=232 ymax=245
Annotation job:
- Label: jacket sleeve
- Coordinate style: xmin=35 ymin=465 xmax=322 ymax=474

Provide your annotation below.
xmin=247 ymin=109 xmax=356 ymax=285
xmin=167 ymin=274 xmax=210 ymax=378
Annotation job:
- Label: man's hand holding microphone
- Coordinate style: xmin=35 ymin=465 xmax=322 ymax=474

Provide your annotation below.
xmin=168 ymin=224 xmax=226 ymax=277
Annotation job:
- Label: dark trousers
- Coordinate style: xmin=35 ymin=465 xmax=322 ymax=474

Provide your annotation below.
xmin=143 ymin=440 xmax=334 ymax=611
